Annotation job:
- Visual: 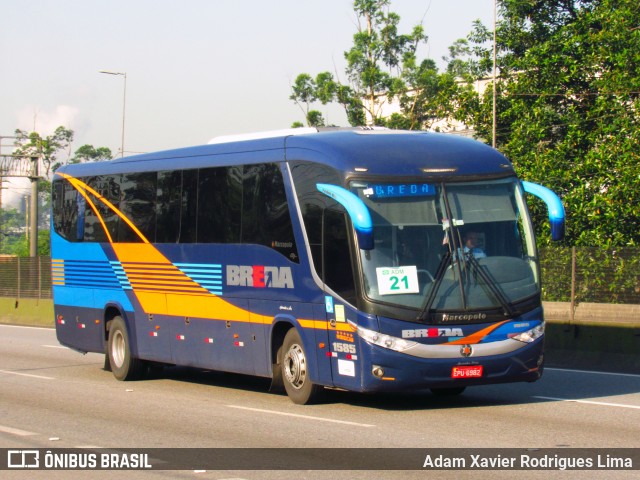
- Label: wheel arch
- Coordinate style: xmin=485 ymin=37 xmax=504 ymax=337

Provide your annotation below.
xmin=270 ymin=317 xmax=296 ymax=366
xmin=102 ymin=303 xmax=134 ymax=351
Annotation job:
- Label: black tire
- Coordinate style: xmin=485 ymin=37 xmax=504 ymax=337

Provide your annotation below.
xmin=103 ymin=353 xmax=112 ymax=372
xmin=280 ymin=328 xmax=323 ymax=404
xmin=107 ymin=316 xmax=146 ymax=381
xmin=430 ymin=387 xmax=466 ymax=396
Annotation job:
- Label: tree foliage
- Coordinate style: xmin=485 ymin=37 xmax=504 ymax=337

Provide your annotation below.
xmin=289 ymin=0 xmax=463 ymax=129
xmin=69 ymin=144 xmax=113 ymax=164
xmin=13 ymin=126 xmax=74 ymax=177
xmin=288 ymin=1 xmax=640 ymax=248
xmin=4 ymin=127 xmax=113 ymax=256
xmin=452 ymin=0 xmax=640 ymax=247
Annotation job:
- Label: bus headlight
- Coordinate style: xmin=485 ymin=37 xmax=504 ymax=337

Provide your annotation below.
xmin=512 ymin=323 xmax=545 ymax=343
xmin=349 ymin=321 xmax=418 ymax=352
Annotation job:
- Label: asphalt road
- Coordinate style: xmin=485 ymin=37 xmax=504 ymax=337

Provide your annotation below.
xmin=1 ymin=324 xmax=639 ymax=480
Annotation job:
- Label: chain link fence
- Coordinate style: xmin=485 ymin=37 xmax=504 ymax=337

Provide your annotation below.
xmin=540 ymin=247 xmax=640 ymax=304
xmin=0 ymin=249 xmax=639 ymax=305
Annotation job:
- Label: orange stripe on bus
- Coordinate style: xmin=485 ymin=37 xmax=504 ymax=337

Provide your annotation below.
xmin=445 ymin=320 xmax=509 ymax=345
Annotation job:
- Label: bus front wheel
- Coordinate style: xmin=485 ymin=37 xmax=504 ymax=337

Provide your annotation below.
xmin=107 ymin=316 xmax=146 ymax=381
xmin=281 ymin=328 xmax=323 ymax=405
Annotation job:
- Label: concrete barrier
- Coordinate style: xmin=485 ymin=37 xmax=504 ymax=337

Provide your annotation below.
xmin=543 ymin=301 xmax=640 ymax=327
xmin=543 ymin=302 xmax=640 ymax=373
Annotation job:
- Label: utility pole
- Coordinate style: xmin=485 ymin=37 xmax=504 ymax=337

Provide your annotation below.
xmin=0 ymin=142 xmax=42 ymax=257
xmin=29 ymin=156 xmax=39 ymax=257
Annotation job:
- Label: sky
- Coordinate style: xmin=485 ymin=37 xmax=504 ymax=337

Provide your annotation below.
xmin=0 ymin=0 xmax=493 ymax=206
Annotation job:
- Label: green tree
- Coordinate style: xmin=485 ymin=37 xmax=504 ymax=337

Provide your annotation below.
xmin=10 ymin=128 xmax=113 ymax=255
xmin=69 ymin=144 xmax=113 ymax=164
xmin=289 ymin=74 xmax=327 ymax=127
xmin=0 ymin=207 xmax=25 ymax=255
xmin=13 ymin=126 xmax=74 ymax=177
xmin=290 ymin=0 xmax=461 ymax=129
xmin=452 ymin=0 xmax=640 ymax=247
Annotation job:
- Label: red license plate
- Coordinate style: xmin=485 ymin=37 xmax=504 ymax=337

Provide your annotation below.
xmin=451 ymin=365 xmax=483 ymax=379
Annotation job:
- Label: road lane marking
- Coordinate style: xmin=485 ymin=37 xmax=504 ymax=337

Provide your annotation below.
xmin=0 ymin=369 xmax=54 ymax=380
xmin=0 ymin=324 xmax=53 ymax=331
xmin=534 ymin=396 xmax=640 ymax=410
xmin=42 ymin=344 xmax=68 ymax=349
xmin=226 ymin=405 xmax=375 ymax=427
xmin=546 ymin=367 xmax=640 ymax=379
xmin=0 ymin=424 xmax=38 ymax=436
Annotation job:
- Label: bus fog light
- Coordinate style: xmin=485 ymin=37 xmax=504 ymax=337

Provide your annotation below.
xmin=372 ymin=366 xmax=385 ymax=378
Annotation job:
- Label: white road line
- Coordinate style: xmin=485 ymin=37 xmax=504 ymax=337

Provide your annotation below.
xmin=546 ymin=367 xmax=640 ymax=379
xmin=42 ymin=344 xmax=67 ymax=349
xmin=227 ymin=405 xmax=375 ymax=427
xmin=0 ymin=424 xmax=38 ymax=436
xmin=0 ymin=369 xmax=54 ymax=380
xmin=0 ymin=324 xmax=52 ymax=331
xmin=534 ymin=396 xmax=640 ymax=410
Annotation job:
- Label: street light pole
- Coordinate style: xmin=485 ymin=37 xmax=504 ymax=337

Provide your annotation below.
xmin=99 ymin=70 xmax=127 ymax=157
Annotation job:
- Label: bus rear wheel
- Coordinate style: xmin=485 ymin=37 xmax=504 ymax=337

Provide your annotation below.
xmin=281 ymin=328 xmax=323 ymax=405
xmin=107 ymin=316 xmax=146 ymax=381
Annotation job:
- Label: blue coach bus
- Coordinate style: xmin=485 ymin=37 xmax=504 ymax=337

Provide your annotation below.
xmin=51 ymin=128 xmax=565 ymax=404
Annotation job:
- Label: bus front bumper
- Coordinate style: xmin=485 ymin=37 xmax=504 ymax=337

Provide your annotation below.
xmin=354 ymin=337 xmax=544 ymax=393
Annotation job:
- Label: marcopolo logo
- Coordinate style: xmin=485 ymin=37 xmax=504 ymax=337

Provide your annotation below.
xmin=226 ymin=265 xmax=294 ymax=289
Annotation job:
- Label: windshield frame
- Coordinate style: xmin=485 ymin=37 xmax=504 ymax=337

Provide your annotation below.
xmin=350 ymin=176 xmax=541 ymax=324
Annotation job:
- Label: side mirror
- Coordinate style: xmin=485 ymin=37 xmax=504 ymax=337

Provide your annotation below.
xmin=522 ymin=181 xmax=565 ymax=241
xmin=316 ymin=183 xmax=374 ymax=250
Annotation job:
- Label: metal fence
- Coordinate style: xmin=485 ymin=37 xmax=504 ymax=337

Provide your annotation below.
xmin=0 ymin=249 xmax=639 ymax=305
xmin=540 ymin=247 xmax=640 ymax=304
xmin=0 ymin=256 xmax=52 ymax=300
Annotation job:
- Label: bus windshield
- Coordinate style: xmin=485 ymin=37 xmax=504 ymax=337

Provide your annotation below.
xmin=352 ymin=178 xmax=539 ymax=314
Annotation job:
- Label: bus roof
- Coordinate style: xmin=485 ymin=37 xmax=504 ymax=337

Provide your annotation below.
xmin=55 ymin=128 xmax=514 ymax=179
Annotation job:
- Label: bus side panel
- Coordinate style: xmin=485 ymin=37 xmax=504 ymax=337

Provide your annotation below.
xmin=54 ymin=303 xmax=104 ymax=353
xmin=52 ymin=233 xmax=135 ymax=354
xmin=249 ymin=300 xmax=282 ymax=378
xmin=325 ymin=299 xmax=369 ymax=391
xmin=135 ymin=312 xmax=174 ymax=364
xmin=169 ymin=302 xmax=254 ymax=375
xmin=312 ymin=303 xmax=333 ymax=386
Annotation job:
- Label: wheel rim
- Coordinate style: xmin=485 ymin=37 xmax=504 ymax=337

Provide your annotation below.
xmin=283 ymin=343 xmax=307 ymax=390
xmin=111 ymin=330 xmax=126 ymax=369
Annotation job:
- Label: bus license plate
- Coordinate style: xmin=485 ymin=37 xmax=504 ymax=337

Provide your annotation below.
xmin=451 ymin=365 xmax=483 ymax=379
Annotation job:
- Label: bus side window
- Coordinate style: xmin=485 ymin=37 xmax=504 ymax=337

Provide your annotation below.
xmin=119 ymin=172 xmax=157 ymax=242
xmin=324 ymin=209 xmax=356 ymax=304
xmin=84 ymin=175 xmax=120 ymax=243
xmin=242 ymin=164 xmax=299 ymax=262
xmin=156 ymin=170 xmax=182 ymax=243
xmin=52 ymin=180 xmax=80 ymax=241
xmin=197 ymin=166 xmax=242 ymax=243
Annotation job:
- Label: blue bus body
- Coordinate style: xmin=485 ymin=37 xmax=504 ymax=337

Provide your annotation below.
xmin=51 ymin=129 xmax=564 ymax=403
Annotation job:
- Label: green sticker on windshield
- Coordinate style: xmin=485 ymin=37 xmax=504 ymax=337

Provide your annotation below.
xmin=376 ymin=266 xmax=420 ymax=295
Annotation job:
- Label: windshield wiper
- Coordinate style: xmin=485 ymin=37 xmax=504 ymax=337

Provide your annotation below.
xmin=416 ymin=251 xmax=451 ymax=322
xmin=465 ymin=253 xmax=515 ymax=317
